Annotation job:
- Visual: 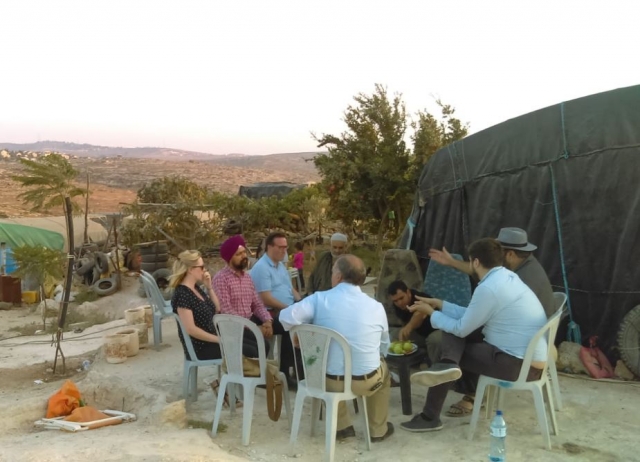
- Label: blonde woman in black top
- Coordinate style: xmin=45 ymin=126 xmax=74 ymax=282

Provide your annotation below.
xmin=171 ymin=250 xmax=240 ymax=406
xmin=170 ymin=250 xmax=222 ymax=360
xmin=170 ymin=250 xmax=263 ymax=405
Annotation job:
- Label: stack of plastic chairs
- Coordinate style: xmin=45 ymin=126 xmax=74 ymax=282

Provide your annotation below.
xmin=140 ymin=270 xmax=174 ymax=348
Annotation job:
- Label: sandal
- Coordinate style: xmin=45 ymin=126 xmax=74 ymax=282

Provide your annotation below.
xmin=210 ymin=379 xmax=243 ymax=408
xmin=445 ymin=394 xmax=475 ymax=417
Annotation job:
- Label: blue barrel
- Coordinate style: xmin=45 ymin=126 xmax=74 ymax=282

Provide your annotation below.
xmin=3 ymin=248 xmax=17 ymax=274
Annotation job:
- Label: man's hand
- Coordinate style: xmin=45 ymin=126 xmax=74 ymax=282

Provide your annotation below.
xmin=428 ymin=247 xmax=455 ymax=267
xmin=428 ymin=248 xmax=473 ymax=277
xmin=399 ymin=325 xmax=413 ymax=342
xmin=260 ymin=322 xmax=273 ymax=339
xmin=292 ymin=333 xmax=300 ymax=348
xmin=414 ymin=295 xmax=442 ymax=310
xmin=408 ymin=296 xmax=441 ymax=316
xmin=293 ymin=288 xmax=302 ymax=302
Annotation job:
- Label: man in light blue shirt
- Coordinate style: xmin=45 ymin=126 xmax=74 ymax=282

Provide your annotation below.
xmin=251 ymin=232 xmax=301 ymax=386
xmin=280 ymin=255 xmax=394 ymax=443
xmin=400 ymin=238 xmax=547 ymax=433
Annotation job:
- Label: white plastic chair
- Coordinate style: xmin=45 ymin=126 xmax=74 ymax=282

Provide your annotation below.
xmin=140 ymin=270 xmax=173 ymax=348
xmin=548 ymin=292 xmax=567 ymax=410
xmin=288 ymin=268 xmax=302 ymax=292
xmin=212 ymin=314 xmax=292 ymax=446
xmin=141 ymin=271 xmax=221 ymax=401
xmin=289 ymin=324 xmax=371 ymax=462
xmin=172 ymin=313 xmax=222 ymax=402
xmin=267 ymin=333 xmax=282 ymax=366
xmin=468 ymin=309 xmax=563 ymax=449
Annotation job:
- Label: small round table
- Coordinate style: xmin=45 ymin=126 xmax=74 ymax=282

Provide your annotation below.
xmin=385 ymin=348 xmax=427 ymax=415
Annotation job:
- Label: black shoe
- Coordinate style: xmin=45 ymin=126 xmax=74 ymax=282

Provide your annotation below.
xmin=371 ymin=422 xmax=394 ymax=443
xmin=410 ymin=362 xmax=462 ymax=387
xmin=336 ymin=425 xmax=356 ymax=440
xmin=400 ymin=413 xmax=443 ymax=433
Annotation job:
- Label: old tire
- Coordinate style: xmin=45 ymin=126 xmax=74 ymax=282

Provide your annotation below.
xmin=93 ymin=277 xmax=117 ymax=296
xmin=618 ymin=305 xmax=640 ymax=377
xmin=95 ymin=252 xmax=110 ymax=273
xmin=75 ymin=257 xmax=95 ymax=276
xmin=139 ymin=243 xmax=169 ymax=255
xmin=140 ymin=262 xmax=162 ymax=272
xmin=79 ymin=243 xmax=99 ymax=256
xmin=141 ymin=252 xmax=169 ymax=263
xmin=152 ymin=268 xmax=172 ymax=288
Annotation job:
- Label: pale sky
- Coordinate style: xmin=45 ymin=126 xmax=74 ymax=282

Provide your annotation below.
xmin=1 ymin=0 xmax=638 ymax=155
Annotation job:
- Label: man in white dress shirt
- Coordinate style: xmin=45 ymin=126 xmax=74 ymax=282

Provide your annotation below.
xmin=280 ymin=254 xmax=394 ymax=442
xmin=400 ymin=238 xmax=547 ymax=433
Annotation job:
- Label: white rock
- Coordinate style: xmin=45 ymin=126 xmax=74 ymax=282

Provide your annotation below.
xmin=156 ymin=400 xmax=187 ymax=429
xmin=557 ymin=341 xmax=588 ymax=375
xmin=76 ymin=301 xmax=100 ymax=316
xmin=615 ymin=360 xmax=637 ymax=380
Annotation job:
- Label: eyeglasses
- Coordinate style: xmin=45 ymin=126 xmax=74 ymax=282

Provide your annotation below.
xmin=192 ymin=265 xmax=205 ymax=270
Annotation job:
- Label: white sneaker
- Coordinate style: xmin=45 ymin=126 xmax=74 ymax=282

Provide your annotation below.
xmin=410 ymin=363 xmax=462 ymax=387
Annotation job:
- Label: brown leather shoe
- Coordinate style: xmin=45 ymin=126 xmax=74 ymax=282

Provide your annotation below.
xmin=336 ymin=426 xmax=356 ymax=440
xmin=371 ymin=422 xmax=394 ymax=442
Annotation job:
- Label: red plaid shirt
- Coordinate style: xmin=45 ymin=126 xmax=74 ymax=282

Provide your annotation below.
xmin=212 ymin=266 xmax=272 ymax=322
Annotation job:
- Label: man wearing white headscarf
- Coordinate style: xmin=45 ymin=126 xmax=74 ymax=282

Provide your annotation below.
xmin=307 ymin=233 xmax=348 ymax=294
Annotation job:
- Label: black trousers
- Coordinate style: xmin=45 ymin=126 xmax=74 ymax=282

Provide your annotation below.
xmin=422 ymin=331 xmax=541 ymax=420
xmin=194 ymin=330 xmax=267 ymax=360
xmin=252 ymin=312 xmax=304 ymax=379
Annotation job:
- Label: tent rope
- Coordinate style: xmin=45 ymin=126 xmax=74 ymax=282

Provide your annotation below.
xmin=550 ymin=163 xmax=581 ymax=343
xmin=560 ymin=102 xmax=569 ymax=159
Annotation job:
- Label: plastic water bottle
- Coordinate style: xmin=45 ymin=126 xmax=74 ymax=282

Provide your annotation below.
xmin=489 ymin=410 xmax=506 ymax=462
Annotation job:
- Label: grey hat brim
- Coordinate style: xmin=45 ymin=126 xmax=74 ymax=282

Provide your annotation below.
xmin=499 ymin=242 xmax=537 ymax=252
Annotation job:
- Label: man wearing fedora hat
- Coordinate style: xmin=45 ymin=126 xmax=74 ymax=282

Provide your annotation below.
xmin=400 ymin=238 xmax=547 ymax=432
xmin=429 ymin=227 xmax=554 ymax=317
xmin=425 ymin=227 xmax=554 ymax=417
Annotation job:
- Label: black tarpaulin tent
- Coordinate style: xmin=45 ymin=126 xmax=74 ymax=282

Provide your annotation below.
xmin=238 ymin=182 xmax=306 ymax=199
xmin=400 ymin=84 xmax=640 ymax=357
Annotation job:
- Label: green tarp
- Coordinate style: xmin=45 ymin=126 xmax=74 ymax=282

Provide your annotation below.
xmin=0 ymin=223 xmax=65 ymax=250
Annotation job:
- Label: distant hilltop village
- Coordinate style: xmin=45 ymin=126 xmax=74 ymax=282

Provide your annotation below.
xmin=1 ymin=149 xmax=76 ymax=160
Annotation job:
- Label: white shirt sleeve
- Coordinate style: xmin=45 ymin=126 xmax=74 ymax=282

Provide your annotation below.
xmin=279 ymin=293 xmax=317 ymax=331
xmin=431 ymin=284 xmax=497 ymax=338
xmin=380 ymin=324 xmax=390 ymax=357
xmin=441 ymin=301 xmax=467 ymax=319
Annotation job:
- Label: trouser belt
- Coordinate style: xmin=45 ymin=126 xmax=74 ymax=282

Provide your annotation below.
xmin=326 ymin=368 xmax=378 ymax=381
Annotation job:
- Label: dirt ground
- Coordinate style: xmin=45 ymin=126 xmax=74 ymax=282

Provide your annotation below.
xmin=1 ymin=275 xmax=639 ymax=462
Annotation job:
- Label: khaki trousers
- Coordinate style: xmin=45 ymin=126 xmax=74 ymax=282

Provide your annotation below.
xmin=325 ymin=360 xmax=390 ymax=438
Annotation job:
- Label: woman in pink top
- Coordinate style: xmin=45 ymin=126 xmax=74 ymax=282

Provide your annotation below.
xmin=293 ymin=241 xmax=305 ymax=291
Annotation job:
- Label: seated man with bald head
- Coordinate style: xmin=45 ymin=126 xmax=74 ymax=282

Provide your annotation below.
xmin=280 ymin=255 xmax=394 ymax=443
xmin=307 ymin=233 xmax=348 ymax=294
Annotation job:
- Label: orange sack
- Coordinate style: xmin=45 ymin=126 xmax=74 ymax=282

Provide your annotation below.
xmin=46 ymin=380 xmax=83 ymax=418
xmin=64 ymin=406 xmax=110 ymax=422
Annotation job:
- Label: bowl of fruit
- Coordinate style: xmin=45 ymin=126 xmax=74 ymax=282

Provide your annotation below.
xmin=388 ymin=340 xmax=417 ymax=356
